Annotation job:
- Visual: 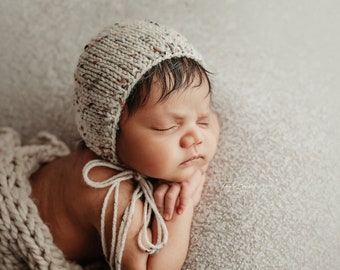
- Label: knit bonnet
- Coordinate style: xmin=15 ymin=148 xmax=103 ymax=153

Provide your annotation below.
xmin=74 ymin=21 xmax=204 ymax=165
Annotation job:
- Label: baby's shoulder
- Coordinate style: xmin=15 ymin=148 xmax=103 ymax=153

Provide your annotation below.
xmin=79 ymin=164 xmax=137 ymax=227
xmin=80 ymin=165 xmax=149 ymax=259
xmin=83 ymin=164 xmax=136 ymax=200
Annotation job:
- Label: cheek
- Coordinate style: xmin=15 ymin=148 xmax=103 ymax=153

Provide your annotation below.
xmin=205 ymin=132 xmax=218 ymax=158
xmin=117 ymin=133 xmax=176 ymax=175
xmin=131 ymin=146 xmax=174 ymax=178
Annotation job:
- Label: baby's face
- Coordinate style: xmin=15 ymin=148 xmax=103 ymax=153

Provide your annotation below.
xmin=116 ymin=76 xmax=218 ymax=182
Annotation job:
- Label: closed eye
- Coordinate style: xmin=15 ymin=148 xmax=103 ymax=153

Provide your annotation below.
xmin=197 ymin=115 xmax=210 ymax=128
xmin=197 ymin=122 xmax=210 ymax=129
xmin=154 ymin=126 xmax=177 ymax=132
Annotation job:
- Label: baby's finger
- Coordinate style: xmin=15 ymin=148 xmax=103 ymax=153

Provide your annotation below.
xmin=153 ymin=183 xmax=170 ymax=216
xmin=176 ymin=180 xmax=195 ymax=215
xmin=163 ymin=183 xmax=180 ymax=220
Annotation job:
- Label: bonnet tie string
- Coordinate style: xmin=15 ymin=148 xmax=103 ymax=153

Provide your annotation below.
xmin=82 ymin=159 xmax=168 ymax=269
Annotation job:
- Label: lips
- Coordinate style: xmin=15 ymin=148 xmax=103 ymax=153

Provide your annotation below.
xmin=180 ymin=154 xmax=204 ymax=166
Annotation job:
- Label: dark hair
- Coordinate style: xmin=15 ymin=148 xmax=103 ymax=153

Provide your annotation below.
xmin=125 ymin=57 xmax=212 ymax=115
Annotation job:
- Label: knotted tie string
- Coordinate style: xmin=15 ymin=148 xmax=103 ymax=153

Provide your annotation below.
xmin=82 ymin=159 xmax=168 ymax=269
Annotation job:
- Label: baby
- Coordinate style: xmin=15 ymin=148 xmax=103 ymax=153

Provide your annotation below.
xmin=0 ymin=21 xmax=219 ymax=270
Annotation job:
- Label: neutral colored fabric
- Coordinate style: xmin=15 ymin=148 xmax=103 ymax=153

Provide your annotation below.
xmin=0 ymin=127 xmax=80 ymax=269
xmin=1 ymin=1 xmax=339 ymax=269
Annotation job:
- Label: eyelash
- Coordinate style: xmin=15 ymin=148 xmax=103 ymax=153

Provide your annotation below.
xmin=198 ymin=122 xmax=209 ymax=127
xmin=154 ymin=126 xmax=177 ymax=132
xmin=154 ymin=120 xmax=210 ymax=132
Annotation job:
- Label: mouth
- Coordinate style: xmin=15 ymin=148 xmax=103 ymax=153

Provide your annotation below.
xmin=180 ymin=154 xmax=205 ymax=166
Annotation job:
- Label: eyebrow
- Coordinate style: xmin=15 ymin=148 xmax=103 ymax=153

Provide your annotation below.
xmin=155 ymin=109 xmax=212 ymax=121
xmin=145 ymin=112 xmax=184 ymax=122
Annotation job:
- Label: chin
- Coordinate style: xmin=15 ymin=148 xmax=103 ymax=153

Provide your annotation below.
xmin=149 ymin=166 xmax=201 ymax=183
xmin=170 ymin=169 xmax=200 ymax=183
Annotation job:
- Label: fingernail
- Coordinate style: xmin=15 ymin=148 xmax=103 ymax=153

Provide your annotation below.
xmin=177 ymin=208 xmax=183 ymax=215
xmin=164 ymin=214 xmax=170 ymax=220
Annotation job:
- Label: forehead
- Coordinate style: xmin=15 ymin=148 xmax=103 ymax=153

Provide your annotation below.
xmin=141 ymin=76 xmax=211 ymax=116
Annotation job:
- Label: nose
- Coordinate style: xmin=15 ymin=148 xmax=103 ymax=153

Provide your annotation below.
xmin=180 ymin=127 xmax=203 ymax=148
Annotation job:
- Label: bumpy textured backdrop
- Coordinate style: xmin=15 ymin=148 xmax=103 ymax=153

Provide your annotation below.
xmin=1 ymin=0 xmax=339 ymax=269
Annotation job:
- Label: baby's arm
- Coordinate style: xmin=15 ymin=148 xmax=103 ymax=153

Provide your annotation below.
xmin=120 ymin=189 xmax=197 ymax=270
xmin=122 ymin=171 xmax=205 ymax=269
xmin=147 ymin=197 xmax=195 ymax=269
xmin=147 ymin=168 xmax=206 ymax=269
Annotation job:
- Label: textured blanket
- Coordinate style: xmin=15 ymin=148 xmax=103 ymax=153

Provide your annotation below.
xmin=0 ymin=128 xmax=80 ymax=269
xmin=1 ymin=0 xmax=339 ymax=269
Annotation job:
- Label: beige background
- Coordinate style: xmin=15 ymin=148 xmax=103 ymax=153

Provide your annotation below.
xmin=1 ymin=0 xmax=339 ymax=269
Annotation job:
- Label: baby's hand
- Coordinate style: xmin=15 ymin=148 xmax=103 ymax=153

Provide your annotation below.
xmin=153 ymin=164 xmax=208 ymax=221
xmin=176 ymin=164 xmax=208 ymax=215
xmin=153 ymin=181 xmax=181 ymax=221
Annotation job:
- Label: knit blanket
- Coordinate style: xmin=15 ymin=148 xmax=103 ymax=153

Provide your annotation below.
xmin=0 ymin=127 xmax=82 ymax=269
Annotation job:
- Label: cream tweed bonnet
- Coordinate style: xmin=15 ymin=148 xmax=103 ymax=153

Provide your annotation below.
xmin=74 ymin=21 xmax=204 ymax=165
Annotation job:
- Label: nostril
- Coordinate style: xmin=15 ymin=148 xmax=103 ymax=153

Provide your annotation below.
xmin=180 ymin=129 xmax=203 ymax=148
